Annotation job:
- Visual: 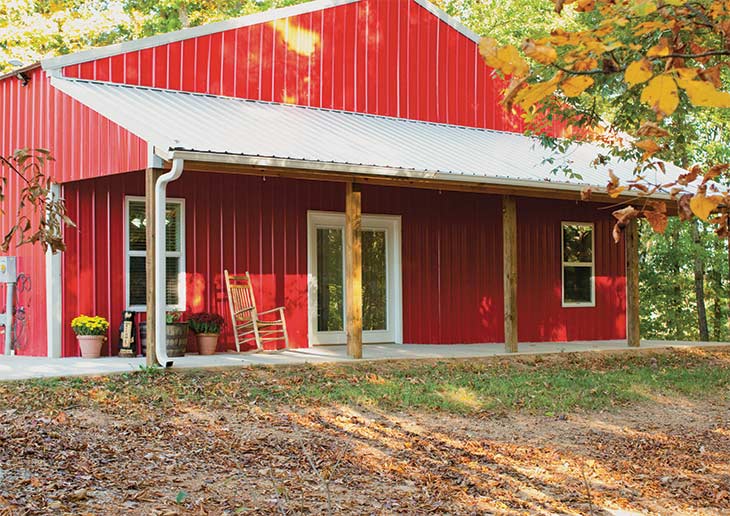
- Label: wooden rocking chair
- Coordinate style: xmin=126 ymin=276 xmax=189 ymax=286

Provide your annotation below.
xmin=224 ymin=270 xmax=290 ymax=352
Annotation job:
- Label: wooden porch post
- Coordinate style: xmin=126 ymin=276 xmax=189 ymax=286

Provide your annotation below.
xmin=345 ymin=182 xmax=363 ymax=359
xmin=503 ymin=196 xmax=518 ymax=353
xmin=626 ymin=218 xmax=640 ymax=347
xmin=145 ymin=168 xmax=163 ymax=366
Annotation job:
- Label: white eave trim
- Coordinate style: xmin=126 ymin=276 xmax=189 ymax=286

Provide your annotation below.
xmin=413 ymin=0 xmax=480 ymax=43
xmin=41 ymin=0 xmax=482 ymax=72
xmin=164 ymin=149 xmax=671 ymax=201
xmin=41 ymin=0 xmax=361 ymax=71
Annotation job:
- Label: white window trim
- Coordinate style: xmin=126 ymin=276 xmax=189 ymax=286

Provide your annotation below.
xmin=307 ymin=210 xmax=402 ymax=346
xmin=561 ymin=221 xmax=595 ymax=308
xmin=124 ymin=196 xmax=186 ymax=312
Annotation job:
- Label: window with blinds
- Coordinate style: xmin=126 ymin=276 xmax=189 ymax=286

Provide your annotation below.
xmin=125 ymin=198 xmax=185 ymax=310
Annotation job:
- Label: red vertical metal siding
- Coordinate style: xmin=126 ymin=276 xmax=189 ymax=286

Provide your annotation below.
xmin=60 ymin=172 xmax=625 ymax=357
xmin=61 ymin=172 xmax=512 ymax=356
xmin=0 ymin=72 xmax=47 ymax=355
xmin=62 ymin=0 xmax=534 ymax=132
xmin=517 ymin=198 xmax=627 ymax=342
xmin=3 ymin=0 xmax=615 ymax=357
xmin=0 ymin=68 xmax=147 ymax=355
xmin=0 ymin=68 xmax=147 ymax=183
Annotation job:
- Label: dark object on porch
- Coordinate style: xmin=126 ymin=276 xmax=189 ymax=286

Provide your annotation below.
xmin=118 ymin=311 xmax=136 ymax=357
xmin=138 ymin=321 xmax=147 ymax=356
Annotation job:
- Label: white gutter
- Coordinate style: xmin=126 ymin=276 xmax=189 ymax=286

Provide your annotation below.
xmin=154 ymin=158 xmax=184 ymax=367
xmin=167 ymin=150 xmax=675 ymax=202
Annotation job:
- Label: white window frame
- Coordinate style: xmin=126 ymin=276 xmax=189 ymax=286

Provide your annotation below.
xmin=307 ymin=210 xmax=402 ymax=346
xmin=124 ymin=196 xmax=186 ymax=312
xmin=561 ymin=221 xmax=595 ymax=308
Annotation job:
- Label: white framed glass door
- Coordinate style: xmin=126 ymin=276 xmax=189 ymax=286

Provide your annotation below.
xmin=307 ymin=211 xmax=402 ymax=345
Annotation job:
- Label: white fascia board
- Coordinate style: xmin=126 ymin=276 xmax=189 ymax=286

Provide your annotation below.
xmin=167 ymin=149 xmax=671 ymax=201
xmin=41 ymin=0 xmax=360 ymax=71
xmin=413 ymin=0 xmax=481 ymax=43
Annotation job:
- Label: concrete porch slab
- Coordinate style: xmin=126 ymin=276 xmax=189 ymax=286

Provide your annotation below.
xmin=0 ymin=340 xmax=728 ymax=381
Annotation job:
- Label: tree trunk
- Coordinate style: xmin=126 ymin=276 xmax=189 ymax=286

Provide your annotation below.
xmin=711 ymin=238 xmax=723 ymax=341
xmin=668 ymin=223 xmax=682 ymax=340
xmin=691 ymin=220 xmax=709 ymax=341
xmin=178 ymin=6 xmax=189 ymax=28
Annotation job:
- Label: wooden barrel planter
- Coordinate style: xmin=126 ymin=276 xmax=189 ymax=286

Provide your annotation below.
xmin=166 ymin=322 xmax=189 ymax=357
xmin=139 ymin=322 xmax=189 ymax=357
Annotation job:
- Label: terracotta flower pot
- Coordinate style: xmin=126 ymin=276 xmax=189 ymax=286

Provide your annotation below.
xmin=77 ymin=335 xmax=104 ymax=358
xmin=196 ymin=333 xmax=219 ymax=355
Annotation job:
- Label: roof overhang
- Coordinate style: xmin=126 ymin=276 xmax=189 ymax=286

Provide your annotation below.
xmin=164 ymin=150 xmax=673 ymax=205
xmin=0 ymin=62 xmax=41 ymax=83
xmin=50 ymin=76 xmax=684 ymax=206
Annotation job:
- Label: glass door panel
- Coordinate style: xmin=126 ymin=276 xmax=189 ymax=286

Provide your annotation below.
xmin=363 ymin=230 xmax=387 ymax=331
xmin=308 ymin=212 xmax=400 ymax=345
xmin=316 ymin=228 xmax=344 ymax=332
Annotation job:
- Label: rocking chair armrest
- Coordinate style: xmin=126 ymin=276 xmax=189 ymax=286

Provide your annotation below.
xmin=257 ymin=307 xmax=285 ymax=317
xmin=233 ymin=307 xmax=254 ymax=317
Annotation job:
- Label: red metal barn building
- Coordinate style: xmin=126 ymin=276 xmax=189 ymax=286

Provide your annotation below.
xmin=0 ymin=0 xmax=676 ymax=360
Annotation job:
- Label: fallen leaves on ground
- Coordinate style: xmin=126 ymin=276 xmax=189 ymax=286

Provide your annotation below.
xmin=0 ymin=349 xmax=728 ymax=514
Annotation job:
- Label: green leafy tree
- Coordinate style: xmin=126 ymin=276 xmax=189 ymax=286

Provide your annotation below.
xmin=641 ymin=218 xmax=728 ymax=341
xmin=433 ymin=0 xmax=580 ymax=46
xmin=478 ymin=0 xmax=730 ymax=236
xmin=0 ymin=0 xmax=314 ymax=73
xmin=0 ymin=0 xmax=134 ymax=71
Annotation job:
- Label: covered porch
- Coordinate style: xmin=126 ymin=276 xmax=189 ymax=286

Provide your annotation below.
xmin=49 ymin=77 xmax=687 ymax=365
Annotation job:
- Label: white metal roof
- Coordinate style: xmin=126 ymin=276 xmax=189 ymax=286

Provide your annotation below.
xmin=51 ymin=77 xmax=684 ymax=194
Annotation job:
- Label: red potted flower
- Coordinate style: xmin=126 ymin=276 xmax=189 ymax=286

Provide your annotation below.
xmin=188 ymin=312 xmax=225 ymax=355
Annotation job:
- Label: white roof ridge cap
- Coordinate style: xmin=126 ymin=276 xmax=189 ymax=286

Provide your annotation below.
xmin=41 ymin=0 xmax=361 ymax=71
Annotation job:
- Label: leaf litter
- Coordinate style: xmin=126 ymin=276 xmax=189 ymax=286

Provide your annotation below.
xmin=0 ymin=349 xmax=727 ymax=514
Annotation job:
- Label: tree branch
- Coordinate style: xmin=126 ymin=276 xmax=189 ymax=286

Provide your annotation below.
xmin=0 ymin=156 xmax=32 ymax=187
xmin=554 ymin=64 xmax=626 ymax=76
xmin=659 ymin=50 xmax=730 ymax=59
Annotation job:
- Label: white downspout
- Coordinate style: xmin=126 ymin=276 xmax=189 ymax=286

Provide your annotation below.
xmin=46 ymin=183 xmax=63 ymax=358
xmin=154 ymin=157 xmax=184 ymax=367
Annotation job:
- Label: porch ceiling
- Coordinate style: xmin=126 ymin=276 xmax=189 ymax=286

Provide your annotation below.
xmin=51 ymin=77 xmax=685 ymax=196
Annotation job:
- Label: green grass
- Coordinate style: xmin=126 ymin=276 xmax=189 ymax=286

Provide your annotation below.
xmin=1 ymin=348 xmax=729 ymax=415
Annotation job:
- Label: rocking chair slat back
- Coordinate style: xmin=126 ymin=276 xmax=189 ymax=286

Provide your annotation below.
xmin=226 ymin=272 xmax=257 ymax=318
xmin=224 ymin=270 xmax=290 ymax=353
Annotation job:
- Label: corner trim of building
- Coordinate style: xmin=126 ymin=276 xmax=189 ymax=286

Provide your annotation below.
xmin=412 ymin=0 xmax=481 ymax=43
xmin=45 ymin=183 xmax=63 ymax=358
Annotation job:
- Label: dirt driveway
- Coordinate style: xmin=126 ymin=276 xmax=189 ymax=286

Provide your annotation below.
xmin=0 ymin=396 xmax=727 ymax=514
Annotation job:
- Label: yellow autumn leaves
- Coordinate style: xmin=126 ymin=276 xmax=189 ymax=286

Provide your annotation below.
xmin=479 ymin=21 xmax=730 ymax=119
xmin=479 ymin=37 xmax=594 ymax=112
xmin=624 ymin=59 xmax=653 ymax=86
xmin=480 ymin=33 xmax=730 ymax=118
xmin=627 ymin=65 xmax=730 ymax=118
xmin=478 ymin=38 xmax=529 ymax=77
